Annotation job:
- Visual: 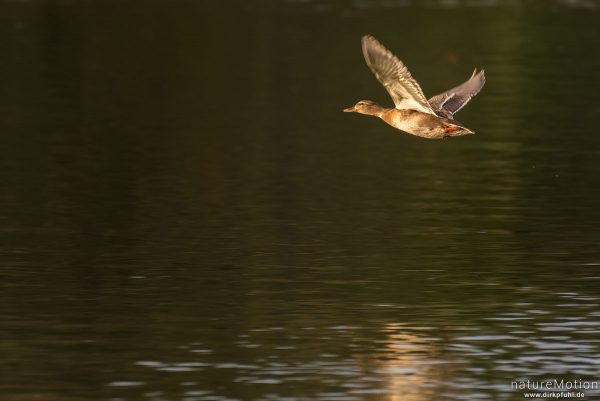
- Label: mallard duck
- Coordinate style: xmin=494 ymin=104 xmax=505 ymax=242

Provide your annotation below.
xmin=344 ymin=35 xmax=485 ymax=139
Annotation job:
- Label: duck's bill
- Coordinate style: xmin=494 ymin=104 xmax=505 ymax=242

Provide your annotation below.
xmin=343 ymin=107 xmax=355 ymax=112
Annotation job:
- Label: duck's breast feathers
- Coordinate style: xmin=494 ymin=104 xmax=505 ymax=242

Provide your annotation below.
xmin=361 ymin=35 xmax=436 ymax=116
xmin=428 ymin=69 xmax=486 ymax=117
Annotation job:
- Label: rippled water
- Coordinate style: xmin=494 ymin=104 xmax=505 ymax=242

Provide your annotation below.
xmin=1 ymin=1 xmax=600 ymax=400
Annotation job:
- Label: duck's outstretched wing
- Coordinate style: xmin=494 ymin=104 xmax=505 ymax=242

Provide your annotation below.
xmin=428 ymin=69 xmax=486 ymax=118
xmin=361 ymin=35 xmax=436 ymax=115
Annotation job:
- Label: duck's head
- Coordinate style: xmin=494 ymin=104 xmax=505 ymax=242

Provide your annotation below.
xmin=343 ymin=100 xmax=384 ymax=116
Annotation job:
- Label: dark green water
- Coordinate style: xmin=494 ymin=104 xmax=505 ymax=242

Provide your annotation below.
xmin=1 ymin=1 xmax=600 ymax=400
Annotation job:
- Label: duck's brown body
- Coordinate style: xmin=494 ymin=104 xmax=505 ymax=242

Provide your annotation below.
xmin=344 ymin=36 xmax=485 ymax=140
xmin=344 ymin=101 xmax=474 ymax=139
xmin=381 ymin=109 xmax=472 ymax=139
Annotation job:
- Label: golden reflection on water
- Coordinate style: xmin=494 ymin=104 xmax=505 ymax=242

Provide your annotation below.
xmin=377 ymin=323 xmax=447 ymax=401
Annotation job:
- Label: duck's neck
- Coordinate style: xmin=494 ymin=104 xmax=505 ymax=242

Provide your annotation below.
xmin=363 ymin=102 xmax=386 ymax=117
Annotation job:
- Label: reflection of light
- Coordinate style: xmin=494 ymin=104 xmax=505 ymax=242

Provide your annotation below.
xmin=376 ymin=323 xmax=445 ymax=401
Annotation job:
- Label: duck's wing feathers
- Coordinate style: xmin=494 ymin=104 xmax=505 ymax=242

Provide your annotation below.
xmin=361 ymin=35 xmax=436 ymax=115
xmin=428 ymin=69 xmax=486 ymax=118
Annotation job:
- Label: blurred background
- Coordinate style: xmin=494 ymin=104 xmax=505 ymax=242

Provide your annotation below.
xmin=0 ymin=0 xmax=599 ymax=400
